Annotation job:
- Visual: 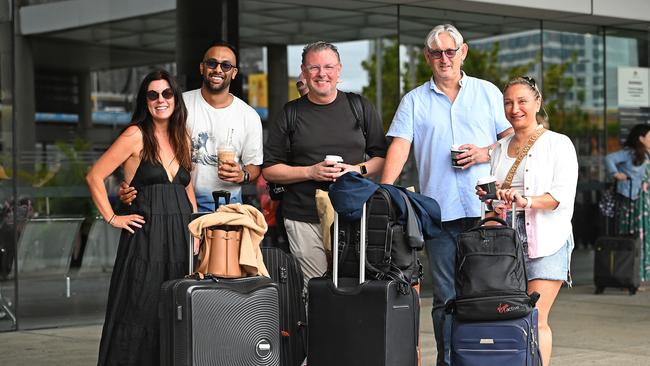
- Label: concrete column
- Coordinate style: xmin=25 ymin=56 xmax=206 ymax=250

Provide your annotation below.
xmin=176 ymin=0 xmax=240 ymax=96
xmin=77 ymin=71 xmax=92 ymax=140
xmin=14 ymin=34 xmax=35 ymax=154
xmin=267 ymin=44 xmax=288 ymax=124
xmin=0 ymin=22 xmax=12 ymax=154
xmin=375 ymin=39 xmax=383 ymax=120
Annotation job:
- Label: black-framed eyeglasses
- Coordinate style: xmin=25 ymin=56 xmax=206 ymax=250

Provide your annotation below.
xmin=426 ymin=47 xmax=460 ymax=59
xmin=203 ymin=58 xmax=236 ymax=72
xmin=146 ymin=88 xmax=174 ymax=101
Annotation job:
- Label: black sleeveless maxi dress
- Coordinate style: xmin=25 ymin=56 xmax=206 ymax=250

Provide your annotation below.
xmin=97 ymin=160 xmax=192 ymax=365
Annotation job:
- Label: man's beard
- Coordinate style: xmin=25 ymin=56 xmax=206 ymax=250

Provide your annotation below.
xmin=202 ymin=73 xmax=230 ymax=93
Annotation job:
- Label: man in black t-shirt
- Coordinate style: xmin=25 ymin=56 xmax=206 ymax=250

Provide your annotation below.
xmin=263 ymin=41 xmax=387 ymax=286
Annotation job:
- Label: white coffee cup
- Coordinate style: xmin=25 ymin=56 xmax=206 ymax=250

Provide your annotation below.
xmin=324 ymin=155 xmax=343 ymax=163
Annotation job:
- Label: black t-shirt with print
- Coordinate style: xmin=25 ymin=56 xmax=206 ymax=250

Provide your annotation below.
xmin=263 ymin=92 xmax=387 ymax=223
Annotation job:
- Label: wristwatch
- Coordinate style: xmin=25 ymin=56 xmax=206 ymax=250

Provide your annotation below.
xmin=242 ymin=169 xmax=250 ymax=184
xmin=358 ymin=164 xmax=368 ymax=175
xmin=487 ymin=146 xmax=494 ymax=160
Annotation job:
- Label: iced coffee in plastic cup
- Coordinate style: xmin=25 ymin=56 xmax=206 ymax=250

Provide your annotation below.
xmin=218 ymin=146 xmax=236 ymax=165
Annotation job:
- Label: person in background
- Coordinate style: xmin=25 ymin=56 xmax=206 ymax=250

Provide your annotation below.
xmin=120 ymin=41 xmax=262 ymax=211
xmin=263 ymin=41 xmax=387 ymax=286
xmin=86 ymin=69 xmax=197 ymax=366
xmin=605 ymin=123 xmax=650 ymax=287
xmin=380 ymin=24 xmax=512 ymax=366
xmin=478 ymin=76 xmax=578 ymax=366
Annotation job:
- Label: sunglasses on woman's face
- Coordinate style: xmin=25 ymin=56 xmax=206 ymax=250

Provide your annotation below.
xmin=146 ymin=88 xmax=174 ymax=101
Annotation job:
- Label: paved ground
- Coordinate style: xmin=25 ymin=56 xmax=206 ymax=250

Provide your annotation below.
xmin=0 ymin=249 xmax=649 ymax=365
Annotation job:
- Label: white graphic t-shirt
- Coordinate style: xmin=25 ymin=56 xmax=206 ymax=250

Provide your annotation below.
xmin=183 ymin=89 xmax=263 ymax=211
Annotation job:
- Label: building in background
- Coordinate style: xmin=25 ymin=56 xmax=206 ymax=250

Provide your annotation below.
xmin=1 ymin=0 xmax=650 ymax=332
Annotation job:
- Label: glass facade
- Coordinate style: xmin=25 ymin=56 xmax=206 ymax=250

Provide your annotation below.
xmin=1 ymin=0 xmax=649 ymax=332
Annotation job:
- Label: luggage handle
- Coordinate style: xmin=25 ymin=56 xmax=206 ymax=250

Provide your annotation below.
xmin=332 ymin=203 xmax=367 ymax=288
xmin=212 ymin=190 xmax=231 ymax=210
xmin=479 ymin=200 xmax=517 ymax=229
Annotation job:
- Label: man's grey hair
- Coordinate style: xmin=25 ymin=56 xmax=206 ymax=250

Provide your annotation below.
xmin=424 ymin=24 xmax=464 ymax=49
xmin=301 ymin=41 xmax=341 ymax=65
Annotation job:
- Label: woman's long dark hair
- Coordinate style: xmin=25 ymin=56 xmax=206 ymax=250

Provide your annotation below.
xmin=623 ymin=123 xmax=650 ymax=166
xmin=130 ymin=69 xmax=191 ymax=172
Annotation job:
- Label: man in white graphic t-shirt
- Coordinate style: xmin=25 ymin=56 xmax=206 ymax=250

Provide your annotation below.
xmin=120 ymin=41 xmax=263 ymax=211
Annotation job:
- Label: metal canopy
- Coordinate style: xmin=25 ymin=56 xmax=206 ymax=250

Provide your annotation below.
xmin=20 ymin=0 xmax=650 ymax=70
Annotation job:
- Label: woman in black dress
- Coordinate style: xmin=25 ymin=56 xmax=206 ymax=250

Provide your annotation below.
xmin=86 ymin=69 xmax=197 ymax=365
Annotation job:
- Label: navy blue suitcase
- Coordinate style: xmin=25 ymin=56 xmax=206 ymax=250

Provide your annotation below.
xmin=452 ymin=309 xmax=541 ymax=366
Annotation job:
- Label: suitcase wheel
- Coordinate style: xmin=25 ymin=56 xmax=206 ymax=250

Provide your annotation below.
xmin=629 ymin=287 xmax=637 ymax=296
xmin=594 ymin=286 xmax=604 ymax=294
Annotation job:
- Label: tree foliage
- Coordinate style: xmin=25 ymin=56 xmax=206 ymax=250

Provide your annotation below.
xmin=361 ymin=39 xmax=592 ymax=136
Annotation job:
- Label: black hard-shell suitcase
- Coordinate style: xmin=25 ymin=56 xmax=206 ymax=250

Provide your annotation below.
xmin=159 ymin=191 xmax=281 ymax=366
xmin=594 ymin=182 xmax=641 ymax=295
xmin=308 ymin=204 xmax=420 ymax=366
xmin=260 ymin=247 xmax=307 ymax=366
xmin=594 ymin=236 xmax=641 ymax=295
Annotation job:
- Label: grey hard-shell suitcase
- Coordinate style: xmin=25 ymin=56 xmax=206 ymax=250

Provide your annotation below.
xmin=159 ymin=192 xmax=281 ymax=366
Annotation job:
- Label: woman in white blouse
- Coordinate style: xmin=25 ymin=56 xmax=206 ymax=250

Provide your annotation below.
xmin=477 ymin=76 xmax=578 ymax=366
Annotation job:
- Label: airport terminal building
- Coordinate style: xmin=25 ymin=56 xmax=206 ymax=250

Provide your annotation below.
xmin=1 ymin=0 xmax=650 ymax=331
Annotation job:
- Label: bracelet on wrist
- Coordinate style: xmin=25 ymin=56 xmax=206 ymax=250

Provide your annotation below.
xmin=108 ymin=214 xmax=116 ymax=225
xmin=525 ymin=196 xmax=533 ymax=209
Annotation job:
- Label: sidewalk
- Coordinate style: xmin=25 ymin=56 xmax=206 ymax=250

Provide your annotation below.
xmin=1 ymin=250 xmax=649 ymax=365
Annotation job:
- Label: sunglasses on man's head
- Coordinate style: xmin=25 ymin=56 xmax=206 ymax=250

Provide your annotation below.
xmin=522 ymin=76 xmax=537 ymax=86
xmin=426 ymin=47 xmax=460 ymax=59
xmin=146 ymin=88 xmax=174 ymax=101
xmin=203 ymin=58 xmax=236 ymax=72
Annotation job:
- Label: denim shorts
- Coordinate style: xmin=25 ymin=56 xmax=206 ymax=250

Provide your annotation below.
xmin=507 ymin=211 xmax=574 ymax=286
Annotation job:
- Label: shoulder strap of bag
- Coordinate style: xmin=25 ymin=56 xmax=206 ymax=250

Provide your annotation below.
xmin=501 ymin=127 xmax=547 ymax=189
xmin=286 ymin=93 xmax=367 ymax=141
xmin=284 ymin=100 xmax=299 ymax=144
xmin=345 ymin=92 xmax=367 ymax=139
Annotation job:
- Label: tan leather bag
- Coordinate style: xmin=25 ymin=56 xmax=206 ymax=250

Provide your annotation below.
xmin=196 ymin=224 xmax=243 ymax=278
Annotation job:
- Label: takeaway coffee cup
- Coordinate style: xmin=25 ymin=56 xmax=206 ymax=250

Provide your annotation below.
xmin=217 ymin=146 xmax=236 ymax=165
xmin=324 ymin=155 xmax=343 ymax=164
xmin=477 ymin=176 xmax=497 ymax=196
xmin=450 ymin=144 xmax=468 ymax=168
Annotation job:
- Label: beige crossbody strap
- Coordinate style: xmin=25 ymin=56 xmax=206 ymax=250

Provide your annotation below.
xmin=501 ymin=127 xmax=546 ymax=190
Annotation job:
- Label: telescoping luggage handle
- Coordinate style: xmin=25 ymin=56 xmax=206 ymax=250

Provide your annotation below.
xmin=332 ymin=203 xmax=367 ymax=288
xmin=479 ymin=193 xmax=517 ymax=229
xmin=186 ymin=190 xmax=231 ymax=274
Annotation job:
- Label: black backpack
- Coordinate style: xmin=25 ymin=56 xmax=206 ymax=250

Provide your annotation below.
xmin=268 ymin=93 xmax=366 ymax=201
xmin=450 ymin=216 xmax=539 ymax=321
xmin=335 ymin=187 xmax=423 ymax=288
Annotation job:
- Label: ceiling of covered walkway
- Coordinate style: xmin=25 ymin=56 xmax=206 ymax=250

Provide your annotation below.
xmin=19 ymin=0 xmax=650 ymax=70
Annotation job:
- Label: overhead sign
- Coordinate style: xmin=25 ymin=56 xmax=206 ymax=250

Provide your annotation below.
xmin=618 ymin=67 xmax=650 ymax=107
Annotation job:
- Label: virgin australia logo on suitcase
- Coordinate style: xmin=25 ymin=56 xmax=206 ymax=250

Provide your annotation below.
xmin=497 ymin=303 xmax=522 ymax=314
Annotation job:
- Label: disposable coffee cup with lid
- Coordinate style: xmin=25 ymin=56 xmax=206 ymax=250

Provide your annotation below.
xmin=450 ymin=144 xmax=467 ymax=168
xmin=324 ymin=155 xmax=343 ymax=163
xmin=477 ymin=175 xmax=497 ymax=195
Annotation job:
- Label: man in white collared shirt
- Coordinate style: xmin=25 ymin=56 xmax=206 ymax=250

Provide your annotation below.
xmin=381 ymin=24 xmax=512 ymax=366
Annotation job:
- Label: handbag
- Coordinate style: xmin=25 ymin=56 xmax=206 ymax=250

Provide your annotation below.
xmin=196 ymin=224 xmax=244 ymax=278
xmin=598 ymin=183 xmax=617 ymax=218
